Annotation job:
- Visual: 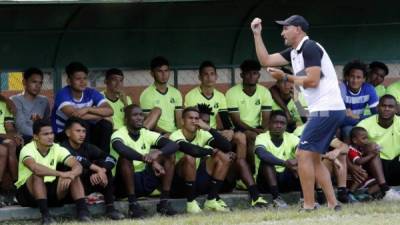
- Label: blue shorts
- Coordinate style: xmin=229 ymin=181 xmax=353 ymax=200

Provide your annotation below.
xmin=299 ymin=110 xmax=345 ymax=154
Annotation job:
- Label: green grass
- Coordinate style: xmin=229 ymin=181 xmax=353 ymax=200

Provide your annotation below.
xmin=4 ymin=201 xmax=400 ymax=225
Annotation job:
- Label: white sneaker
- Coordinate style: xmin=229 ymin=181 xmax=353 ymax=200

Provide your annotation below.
xmin=382 ymin=189 xmax=400 ymax=201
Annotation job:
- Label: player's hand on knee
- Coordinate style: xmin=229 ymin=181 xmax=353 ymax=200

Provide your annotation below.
xmin=60 ymin=171 xmax=76 ymax=180
xmin=59 ymin=178 xmax=72 ymax=192
xmin=152 ymin=161 xmax=165 ymax=176
xmin=90 ymin=173 xmax=101 ymax=186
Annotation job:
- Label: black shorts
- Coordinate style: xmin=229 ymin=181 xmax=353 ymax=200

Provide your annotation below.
xmin=257 ymin=165 xmax=300 ymax=193
xmin=381 ymin=157 xmax=400 ymax=186
xmin=114 ymin=166 xmax=160 ymax=198
xmin=171 ymin=159 xmax=213 ymax=197
xmin=16 ymin=178 xmax=72 ymax=207
xmin=0 ymin=136 xmax=4 ymax=143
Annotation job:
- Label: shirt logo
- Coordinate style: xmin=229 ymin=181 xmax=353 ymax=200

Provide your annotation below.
xmin=141 ymin=144 xmax=146 ymax=150
xmin=170 ymin=98 xmax=176 ymax=104
xmin=214 ymin=103 xmax=219 ymax=109
xmin=255 ymin=99 xmax=261 ymax=105
xmin=0 ymin=110 xmax=2 ymax=116
xmin=300 ymin=141 xmax=308 ymax=145
xmin=50 ymin=159 xmax=54 ymax=166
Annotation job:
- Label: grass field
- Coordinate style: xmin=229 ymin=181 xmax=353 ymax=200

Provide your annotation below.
xmin=4 ymin=201 xmax=400 ymax=225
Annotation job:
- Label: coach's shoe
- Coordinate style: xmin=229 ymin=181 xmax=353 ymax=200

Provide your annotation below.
xmin=187 ymin=200 xmax=202 ymax=214
xmin=128 ymin=202 xmax=146 ymax=218
xmin=204 ymin=199 xmax=230 ymax=212
xmin=157 ymin=200 xmax=177 ymax=216
xmin=251 ymin=196 xmax=269 ymax=208
xmin=272 ymin=196 xmax=288 ymax=209
xmin=41 ymin=214 xmax=56 ymax=225
xmin=382 ymin=189 xmax=400 ymax=201
xmin=106 ymin=207 xmax=125 ymax=220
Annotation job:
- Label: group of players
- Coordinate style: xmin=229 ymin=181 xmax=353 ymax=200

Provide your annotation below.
xmin=1 ymin=15 xmax=400 ymax=224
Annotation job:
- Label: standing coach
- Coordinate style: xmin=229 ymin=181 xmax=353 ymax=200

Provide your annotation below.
xmin=251 ymin=15 xmax=345 ymax=210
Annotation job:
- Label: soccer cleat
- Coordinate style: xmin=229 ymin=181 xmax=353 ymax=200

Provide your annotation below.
xmin=272 ymin=196 xmax=288 ymax=209
xmin=333 ymin=204 xmax=342 ymax=212
xmin=157 ymin=200 xmax=177 ymax=216
xmin=251 ymin=197 xmax=269 ymax=208
xmin=186 ymin=200 xmax=202 ymax=214
xmin=204 ymin=199 xmax=230 ymax=212
xmin=382 ymin=189 xmax=400 ymax=201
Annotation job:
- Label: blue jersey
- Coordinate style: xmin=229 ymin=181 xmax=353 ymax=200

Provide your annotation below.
xmin=341 ymin=82 xmax=378 ymax=116
xmin=51 ymin=86 xmax=106 ymax=133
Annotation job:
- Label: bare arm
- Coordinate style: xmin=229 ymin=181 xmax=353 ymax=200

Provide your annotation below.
xmin=175 ymin=109 xmax=183 ymax=129
xmin=251 ymin=18 xmax=289 ymax=67
xmin=261 ymin=111 xmax=270 ymax=130
xmin=23 ymin=158 xmax=64 ymax=177
xmin=267 ymin=67 xmax=321 ymax=89
xmin=64 ymin=156 xmax=83 ymax=177
xmin=87 ymin=102 xmax=113 ymax=117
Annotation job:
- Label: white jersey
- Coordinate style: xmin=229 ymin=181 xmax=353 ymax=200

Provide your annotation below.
xmin=280 ymin=36 xmax=345 ymax=112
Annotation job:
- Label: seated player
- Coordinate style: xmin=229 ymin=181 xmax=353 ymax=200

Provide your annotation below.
xmin=11 ymin=67 xmax=50 ymax=143
xmin=226 ymin=60 xmax=273 ymax=173
xmin=111 ymin=104 xmax=179 ymax=218
xmin=340 ymin=60 xmax=379 ymax=142
xmin=254 ymin=111 xmax=300 ymax=208
xmin=170 ymin=107 xmax=234 ymax=213
xmin=15 ymin=120 xmax=90 ymax=224
xmin=197 ymin=103 xmax=268 ymax=207
xmin=51 ymin=62 xmax=113 ymax=152
xmin=347 ymin=127 xmax=400 ymax=201
xmin=61 ymin=117 xmax=124 ymax=220
xmin=0 ymin=94 xmax=22 ymax=203
xmin=103 ymin=68 xmax=161 ymax=131
xmin=140 ymin=56 xmax=183 ymax=136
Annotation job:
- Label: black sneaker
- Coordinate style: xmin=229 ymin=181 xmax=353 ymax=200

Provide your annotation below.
xmin=128 ymin=202 xmax=146 ymax=218
xmin=106 ymin=208 xmax=125 ymax=220
xmin=41 ymin=214 xmax=56 ymax=225
xmin=77 ymin=210 xmax=92 ymax=222
xmin=157 ymin=200 xmax=177 ymax=216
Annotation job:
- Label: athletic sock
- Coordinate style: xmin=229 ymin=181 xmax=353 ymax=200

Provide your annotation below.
xmin=380 ymin=183 xmax=390 ymax=192
xmin=128 ymin=194 xmax=137 ymax=210
xmin=160 ymin=190 xmax=170 ymax=203
xmin=248 ymin=184 xmax=260 ymax=201
xmin=270 ymin=185 xmax=279 ymax=199
xmin=184 ymin=181 xmax=196 ymax=202
xmin=75 ymin=198 xmax=89 ymax=215
xmin=36 ymin=199 xmax=50 ymax=216
xmin=207 ymin=178 xmax=223 ymax=200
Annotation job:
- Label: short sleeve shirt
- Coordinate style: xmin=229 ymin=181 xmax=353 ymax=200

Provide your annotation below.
xmin=255 ymin=131 xmax=299 ymax=173
xmin=110 ymin=126 xmax=162 ymax=174
xmin=102 ymin=92 xmax=132 ymax=130
xmin=15 ymin=142 xmax=72 ymax=188
xmin=140 ymin=84 xmax=183 ymax=133
xmin=169 ymin=129 xmax=213 ymax=163
xmin=52 ymin=86 xmax=107 ymax=133
xmin=0 ymin=101 xmax=13 ymax=134
xmin=386 ymin=81 xmax=400 ymax=103
xmin=357 ymin=115 xmax=400 ymax=160
xmin=226 ymin=84 xmax=273 ymax=128
xmin=184 ymin=86 xmax=228 ymax=129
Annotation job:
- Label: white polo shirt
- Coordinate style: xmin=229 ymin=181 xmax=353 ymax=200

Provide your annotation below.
xmin=280 ymin=36 xmax=345 ymax=112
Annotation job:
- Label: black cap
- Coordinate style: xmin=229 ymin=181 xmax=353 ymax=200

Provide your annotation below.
xmin=275 ymin=15 xmax=309 ymax=32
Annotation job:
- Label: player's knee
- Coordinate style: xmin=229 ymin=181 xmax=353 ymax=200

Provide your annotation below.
xmin=0 ymin=144 xmax=8 ymax=157
xmin=182 ymin=155 xmax=196 ymax=168
xmin=233 ymin=132 xmax=246 ymax=145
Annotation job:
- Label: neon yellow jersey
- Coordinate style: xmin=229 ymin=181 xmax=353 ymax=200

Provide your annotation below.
xmin=226 ymin=84 xmax=272 ymax=128
xmin=102 ymin=92 xmax=132 ymax=130
xmin=357 ymin=115 xmax=400 ymax=160
xmin=169 ymin=129 xmax=213 ymax=165
xmin=386 ymin=81 xmax=400 ymax=103
xmin=140 ymin=84 xmax=182 ymax=133
xmin=0 ymin=101 xmax=14 ymax=134
xmin=184 ymin=86 xmax=227 ymax=129
xmin=110 ymin=126 xmax=162 ymax=174
xmin=364 ymin=84 xmax=386 ymax=116
xmin=293 ymin=124 xmax=305 ymax=137
xmin=254 ymin=131 xmax=299 ymax=173
xmin=271 ymin=94 xmax=307 ymax=126
xmin=15 ymin=142 xmax=72 ymax=188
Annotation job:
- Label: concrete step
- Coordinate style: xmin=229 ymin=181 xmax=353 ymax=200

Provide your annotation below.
xmin=0 ymin=191 xmax=301 ymax=222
